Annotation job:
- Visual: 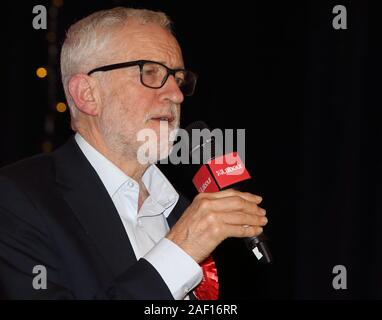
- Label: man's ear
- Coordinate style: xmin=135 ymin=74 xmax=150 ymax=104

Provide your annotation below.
xmin=68 ymin=74 xmax=100 ymax=116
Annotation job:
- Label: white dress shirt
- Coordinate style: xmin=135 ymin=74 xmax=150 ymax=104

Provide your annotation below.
xmin=75 ymin=133 xmax=202 ymax=299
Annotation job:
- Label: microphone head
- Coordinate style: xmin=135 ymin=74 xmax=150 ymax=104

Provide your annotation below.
xmin=184 ymin=121 xmax=210 ymax=134
xmin=184 ymin=121 xmax=221 ymax=163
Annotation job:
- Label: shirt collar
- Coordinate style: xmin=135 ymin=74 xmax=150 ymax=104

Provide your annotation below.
xmin=74 ymin=133 xmax=179 ymax=216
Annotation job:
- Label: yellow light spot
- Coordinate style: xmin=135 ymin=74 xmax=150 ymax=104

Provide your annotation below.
xmin=56 ymin=102 xmax=67 ymax=113
xmin=52 ymin=0 xmax=64 ymax=7
xmin=36 ymin=67 xmax=47 ymax=78
xmin=42 ymin=141 xmax=53 ymax=153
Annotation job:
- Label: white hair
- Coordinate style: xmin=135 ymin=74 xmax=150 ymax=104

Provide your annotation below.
xmin=60 ymin=7 xmax=172 ymax=126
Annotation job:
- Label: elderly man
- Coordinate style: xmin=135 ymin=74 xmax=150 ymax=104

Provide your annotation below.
xmin=0 ymin=7 xmax=267 ymax=299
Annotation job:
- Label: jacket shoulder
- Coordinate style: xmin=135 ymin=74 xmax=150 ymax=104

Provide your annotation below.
xmin=0 ymin=153 xmax=54 ymax=188
xmin=0 ymin=153 xmax=56 ymax=217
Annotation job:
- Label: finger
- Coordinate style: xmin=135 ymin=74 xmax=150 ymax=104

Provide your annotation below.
xmin=233 ymin=191 xmax=263 ymax=205
xmin=206 ymin=196 xmax=266 ymax=217
xmin=222 ymin=224 xmax=264 ymax=239
xmin=207 ymin=189 xmax=263 ymax=204
xmin=214 ymin=211 xmax=268 ymax=227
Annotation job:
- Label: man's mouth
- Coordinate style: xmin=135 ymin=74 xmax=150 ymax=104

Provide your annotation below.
xmin=149 ymin=114 xmax=175 ymax=123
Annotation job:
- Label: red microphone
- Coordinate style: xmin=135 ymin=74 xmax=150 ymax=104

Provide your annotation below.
xmin=186 ymin=121 xmax=272 ymax=263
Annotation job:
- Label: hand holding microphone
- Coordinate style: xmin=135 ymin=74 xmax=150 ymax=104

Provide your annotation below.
xmin=166 ymin=188 xmax=268 ymax=263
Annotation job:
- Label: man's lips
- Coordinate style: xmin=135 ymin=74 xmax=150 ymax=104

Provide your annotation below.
xmin=149 ymin=114 xmax=175 ymax=122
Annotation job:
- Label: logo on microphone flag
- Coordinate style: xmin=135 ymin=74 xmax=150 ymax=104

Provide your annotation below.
xmin=192 ymin=152 xmax=251 ymax=192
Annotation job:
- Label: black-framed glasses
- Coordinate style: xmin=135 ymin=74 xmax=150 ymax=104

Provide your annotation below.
xmin=87 ymin=59 xmax=197 ymax=96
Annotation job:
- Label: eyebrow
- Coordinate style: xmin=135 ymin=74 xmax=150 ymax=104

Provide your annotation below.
xmin=153 ymin=60 xmax=185 ymax=69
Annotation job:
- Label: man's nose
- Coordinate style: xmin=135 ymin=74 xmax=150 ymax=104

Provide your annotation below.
xmin=158 ymin=75 xmax=184 ymax=104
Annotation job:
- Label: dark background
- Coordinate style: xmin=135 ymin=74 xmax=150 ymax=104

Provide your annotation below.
xmin=0 ymin=0 xmax=381 ymax=299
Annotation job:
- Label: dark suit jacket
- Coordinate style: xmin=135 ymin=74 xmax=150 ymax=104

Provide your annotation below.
xmin=0 ymin=136 xmax=192 ymax=299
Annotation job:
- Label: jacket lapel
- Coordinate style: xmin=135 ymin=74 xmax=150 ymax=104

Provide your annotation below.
xmin=52 ymin=136 xmax=189 ymax=279
xmin=53 ymin=136 xmax=137 ymax=278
